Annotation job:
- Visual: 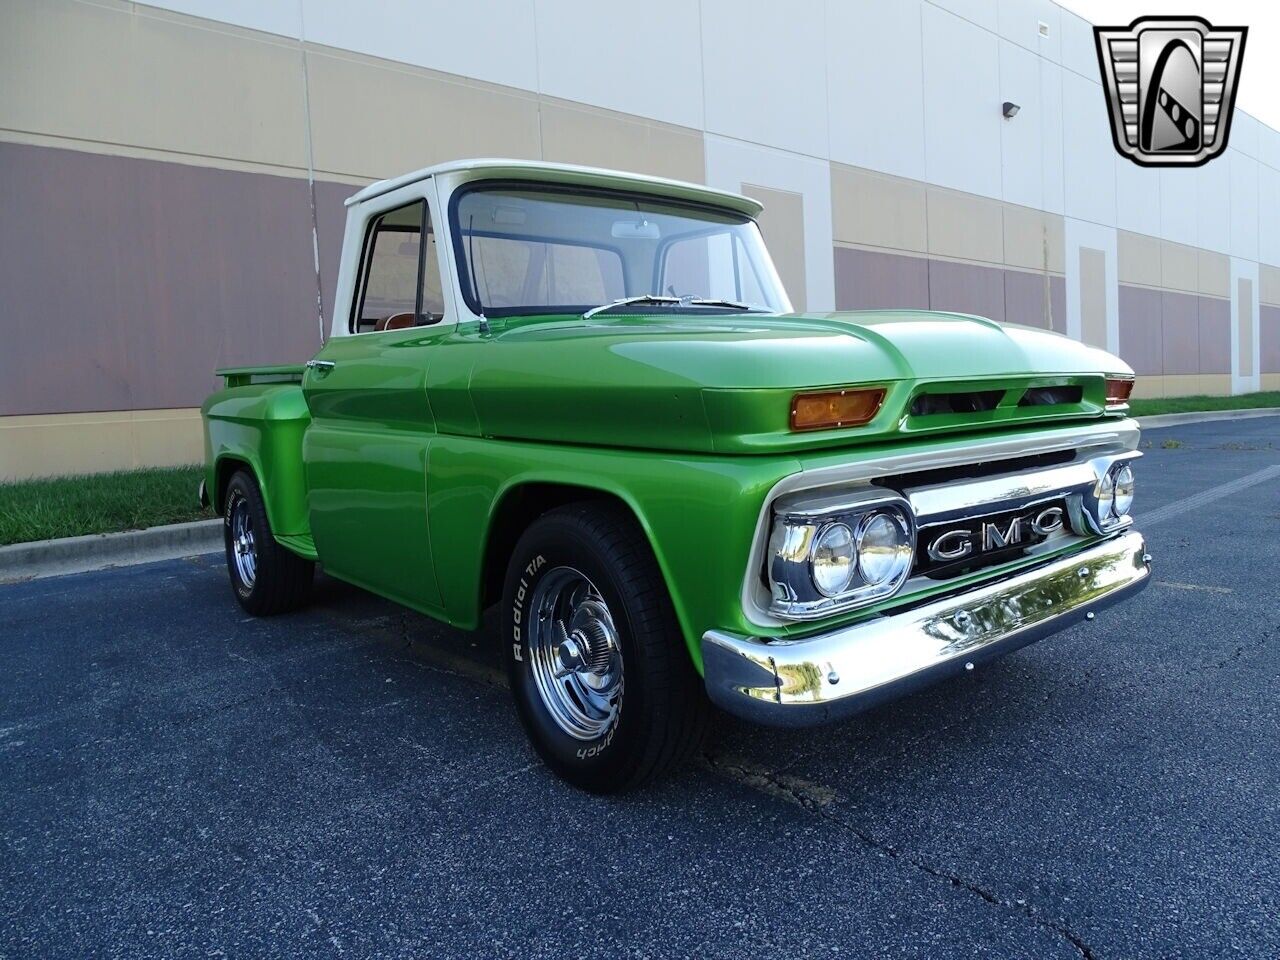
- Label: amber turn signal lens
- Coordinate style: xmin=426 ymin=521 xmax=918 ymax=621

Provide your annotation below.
xmin=790 ymin=388 xmax=886 ymax=431
xmin=1104 ymin=377 xmax=1134 ymax=405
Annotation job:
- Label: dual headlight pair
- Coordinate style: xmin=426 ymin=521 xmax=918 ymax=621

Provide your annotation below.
xmin=768 ymin=495 xmax=916 ymax=620
xmin=1097 ymin=462 xmax=1135 ymax=523
xmin=768 ymin=460 xmax=1137 ymax=620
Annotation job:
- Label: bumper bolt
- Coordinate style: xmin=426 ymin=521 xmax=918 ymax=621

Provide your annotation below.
xmin=1085 ymin=611 xmax=1096 ymax=621
xmin=826 ymin=669 xmax=839 ymax=685
xmin=964 ymin=662 xmax=974 ymax=671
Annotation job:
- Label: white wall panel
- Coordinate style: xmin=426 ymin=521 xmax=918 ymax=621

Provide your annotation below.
xmin=1064 ymin=217 xmax=1118 ymax=351
xmin=921 ymin=4 xmax=1001 ymax=198
xmin=700 ymin=0 xmax=828 ymax=158
xmin=1039 ymin=58 xmax=1065 ymax=215
xmin=1114 ymin=157 xmax=1161 ymax=237
xmin=1057 ymin=8 xmax=1096 ymax=80
xmin=996 ymin=0 xmax=1060 ymax=62
xmin=1260 ymin=165 xmax=1280 ymax=267
xmin=1158 ymin=169 xmax=1197 ymax=248
xmin=1231 ymin=111 xmax=1261 ymax=160
xmin=826 ymin=0 xmax=926 ymax=180
xmin=301 ymin=0 xmax=538 ymax=92
xmin=1229 ymin=150 xmax=1260 ymax=262
xmin=137 ymin=0 xmax=302 ymax=37
xmin=998 ymin=39 xmax=1044 ymax=209
xmin=927 ymin=0 xmax=997 ymax=33
xmin=534 ymin=0 xmax=703 ymax=129
xmin=1195 ymin=157 xmax=1231 ymax=255
xmin=703 ymin=135 xmax=835 ymax=311
xmin=1259 ymin=124 xmax=1280 ymax=173
xmin=1060 ymin=70 xmax=1114 ymax=226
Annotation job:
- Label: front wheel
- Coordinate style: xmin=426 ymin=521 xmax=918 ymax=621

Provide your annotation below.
xmin=502 ymin=503 xmax=710 ymax=792
xmin=223 ymin=470 xmax=314 ymax=616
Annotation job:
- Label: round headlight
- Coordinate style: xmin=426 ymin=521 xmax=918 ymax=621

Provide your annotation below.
xmin=1098 ymin=470 xmax=1116 ymax=518
xmin=856 ymin=511 xmax=913 ymax=587
xmin=1112 ymin=464 xmax=1134 ymax=517
xmin=810 ymin=522 xmax=855 ymax=597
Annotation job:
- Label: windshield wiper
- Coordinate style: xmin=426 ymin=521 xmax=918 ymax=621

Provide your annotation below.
xmin=582 ymin=295 xmax=760 ymax=320
xmin=681 ymin=297 xmax=758 ymax=311
xmin=582 ymin=295 xmax=680 ymax=320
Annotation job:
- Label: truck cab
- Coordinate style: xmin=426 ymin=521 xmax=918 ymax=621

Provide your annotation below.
xmin=203 ymin=159 xmax=1149 ymax=792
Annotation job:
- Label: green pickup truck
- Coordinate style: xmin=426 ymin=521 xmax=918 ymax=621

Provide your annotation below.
xmin=201 ymin=159 xmax=1149 ymax=792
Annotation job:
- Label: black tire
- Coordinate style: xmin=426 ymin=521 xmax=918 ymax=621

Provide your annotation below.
xmin=502 ymin=502 xmax=710 ymax=793
xmin=223 ymin=470 xmax=314 ymax=616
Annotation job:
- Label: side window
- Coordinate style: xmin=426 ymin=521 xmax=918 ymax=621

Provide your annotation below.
xmin=351 ymin=200 xmax=445 ymax=333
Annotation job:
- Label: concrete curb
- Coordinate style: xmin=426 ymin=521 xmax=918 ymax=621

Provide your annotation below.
xmin=1136 ymin=407 xmax=1280 ymax=429
xmin=0 ymin=519 xmax=222 ymax=583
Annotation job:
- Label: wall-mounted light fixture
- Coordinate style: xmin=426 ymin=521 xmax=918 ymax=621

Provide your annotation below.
xmin=1002 ymin=101 xmax=1020 ymax=119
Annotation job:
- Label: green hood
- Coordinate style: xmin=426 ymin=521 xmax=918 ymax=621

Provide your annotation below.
xmin=460 ymin=310 xmax=1133 ymax=454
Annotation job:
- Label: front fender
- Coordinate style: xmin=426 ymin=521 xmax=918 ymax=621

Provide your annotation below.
xmin=426 ymin=435 xmax=797 ymax=671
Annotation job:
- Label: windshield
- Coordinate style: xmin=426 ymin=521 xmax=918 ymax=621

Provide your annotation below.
xmin=450 ymin=182 xmax=789 ymax=318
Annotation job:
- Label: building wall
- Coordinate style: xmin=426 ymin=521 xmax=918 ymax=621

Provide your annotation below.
xmin=2 ymin=0 xmax=1279 ymax=478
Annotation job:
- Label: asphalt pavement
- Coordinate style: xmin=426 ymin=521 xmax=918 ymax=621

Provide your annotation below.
xmin=2 ymin=417 xmax=1277 ymax=959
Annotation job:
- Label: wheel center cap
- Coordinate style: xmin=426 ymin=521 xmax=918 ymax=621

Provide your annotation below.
xmin=556 ymin=634 xmax=588 ymax=673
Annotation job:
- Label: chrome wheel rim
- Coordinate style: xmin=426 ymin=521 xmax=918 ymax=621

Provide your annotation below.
xmin=229 ymin=495 xmax=257 ymax=589
xmin=527 ymin=566 xmax=623 ymax=741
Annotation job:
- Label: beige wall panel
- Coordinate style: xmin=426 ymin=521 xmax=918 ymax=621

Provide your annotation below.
xmin=742 ymin=184 xmax=807 ymax=312
xmin=1131 ymin=376 xmax=1164 ymax=400
xmin=0 ymin=410 xmax=202 ymax=481
xmin=1261 ymin=264 xmax=1280 ymax=306
xmin=1197 ymin=249 xmax=1230 ymax=298
xmin=1162 ymin=374 xmax=1202 ymax=398
xmin=926 ymin=187 xmax=1003 ymax=265
xmin=305 ymin=48 xmax=541 ymax=180
xmin=1117 ymin=231 xmax=1161 ymax=287
xmin=1159 ymin=241 xmax=1199 ymax=294
xmin=1262 ymin=373 xmax=1280 ymax=391
xmin=0 ymin=0 xmax=308 ymax=170
xmin=538 ymin=100 xmax=704 ymax=184
xmin=1079 ymin=247 xmax=1107 ymax=348
xmin=1199 ymin=374 xmax=1232 ymax=396
xmin=129 ymin=409 xmax=205 ymax=471
xmin=1002 ymin=205 xmax=1065 ymax=274
xmin=1238 ymin=277 xmax=1255 ymax=376
xmin=830 ymin=165 xmax=927 ymax=253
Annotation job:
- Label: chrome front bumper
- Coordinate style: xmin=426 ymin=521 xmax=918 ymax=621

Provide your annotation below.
xmin=703 ymin=530 xmax=1150 ymax=727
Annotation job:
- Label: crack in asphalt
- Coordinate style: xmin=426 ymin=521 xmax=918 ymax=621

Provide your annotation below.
xmin=1211 ymin=626 xmax=1274 ymax=670
xmin=702 ymin=752 xmax=1098 ymax=960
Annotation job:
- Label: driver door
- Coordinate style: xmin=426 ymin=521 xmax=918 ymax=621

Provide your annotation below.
xmin=302 ymin=185 xmax=450 ymax=615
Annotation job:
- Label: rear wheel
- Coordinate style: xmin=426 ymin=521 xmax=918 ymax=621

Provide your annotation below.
xmin=502 ymin=503 xmax=710 ymax=792
xmin=223 ymin=470 xmax=314 ymax=616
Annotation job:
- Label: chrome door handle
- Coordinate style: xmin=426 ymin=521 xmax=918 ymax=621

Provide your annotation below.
xmin=306 ymin=359 xmax=335 ymax=372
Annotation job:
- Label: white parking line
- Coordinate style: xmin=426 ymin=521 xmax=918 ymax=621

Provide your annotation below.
xmin=1138 ymin=464 xmax=1280 ymax=527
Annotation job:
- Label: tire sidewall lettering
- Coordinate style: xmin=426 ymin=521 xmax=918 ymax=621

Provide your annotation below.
xmin=509 ymin=549 xmax=622 ymax=761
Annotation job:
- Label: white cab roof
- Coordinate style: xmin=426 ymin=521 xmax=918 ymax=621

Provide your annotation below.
xmin=344 ymin=158 xmax=764 ymax=217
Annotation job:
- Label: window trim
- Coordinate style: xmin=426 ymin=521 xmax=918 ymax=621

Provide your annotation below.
xmin=448 ymin=179 xmax=761 ymax=319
